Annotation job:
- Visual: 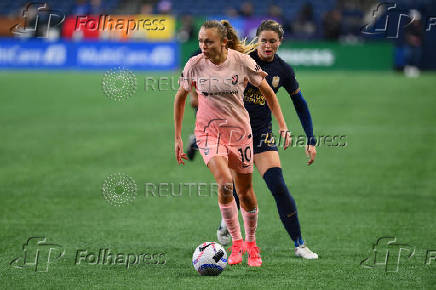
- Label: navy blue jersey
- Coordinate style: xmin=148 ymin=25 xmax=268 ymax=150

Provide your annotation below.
xmin=244 ymin=50 xmax=299 ymax=133
xmin=187 ymin=48 xmax=314 ymax=151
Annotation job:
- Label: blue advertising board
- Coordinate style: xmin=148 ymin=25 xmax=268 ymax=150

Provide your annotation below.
xmin=0 ymin=39 xmax=179 ymax=70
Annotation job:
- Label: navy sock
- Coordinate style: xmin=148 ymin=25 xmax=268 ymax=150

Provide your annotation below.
xmin=263 ymin=167 xmax=304 ymax=247
xmin=232 ymin=182 xmax=240 ymax=210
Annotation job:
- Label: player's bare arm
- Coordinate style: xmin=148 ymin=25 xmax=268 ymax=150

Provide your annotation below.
xmin=174 ymin=86 xmax=189 ymax=165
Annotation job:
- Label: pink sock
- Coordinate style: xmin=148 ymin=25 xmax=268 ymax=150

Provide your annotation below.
xmin=219 ymin=200 xmax=242 ymax=241
xmin=241 ymin=207 xmax=258 ymax=242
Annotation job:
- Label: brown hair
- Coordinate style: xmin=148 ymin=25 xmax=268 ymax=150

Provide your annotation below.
xmin=201 ymin=20 xmax=257 ymax=54
xmin=256 ymin=19 xmax=284 ymax=40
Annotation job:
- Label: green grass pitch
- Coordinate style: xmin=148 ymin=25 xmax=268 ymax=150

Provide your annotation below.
xmin=0 ymin=70 xmax=435 ymax=289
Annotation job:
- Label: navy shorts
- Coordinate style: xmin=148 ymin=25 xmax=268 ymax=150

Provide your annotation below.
xmin=252 ymin=128 xmax=278 ymax=154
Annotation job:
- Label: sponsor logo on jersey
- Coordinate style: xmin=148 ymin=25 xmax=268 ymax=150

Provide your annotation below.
xmin=202 ymin=90 xmax=238 ymax=96
xmin=272 ymin=76 xmax=280 ymax=88
xmin=244 ymin=87 xmax=265 ymax=105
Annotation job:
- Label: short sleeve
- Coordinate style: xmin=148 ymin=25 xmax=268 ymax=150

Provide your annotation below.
xmin=243 ymin=54 xmax=267 ymax=87
xmin=179 ymin=60 xmax=193 ymax=91
xmin=282 ymin=63 xmax=299 ymax=94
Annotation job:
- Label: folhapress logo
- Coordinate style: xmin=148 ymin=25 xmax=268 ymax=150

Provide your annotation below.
xmin=361 ymin=236 xmax=436 ymax=272
xmin=75 ymin=249 xmax=166 ymax=269
xmin=361 ymin=2 xmax=436 ymax=38
xmin=10 ymin=237 xmax=65 ymax=272
xmin=10 ymin=2 xmax=65 ymax=37
xmin=360 ymin=236 xmax=419 ymax=272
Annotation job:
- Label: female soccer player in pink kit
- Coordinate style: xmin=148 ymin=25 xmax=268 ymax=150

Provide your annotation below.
xmin=174 ymin=20 xmax=291 ymax=267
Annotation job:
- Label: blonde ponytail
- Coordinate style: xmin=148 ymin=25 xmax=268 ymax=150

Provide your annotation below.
xmin=220 ymin=20 xmax=257 ymax=54
xmin=201 ymin=20 xmax=258 ymax=54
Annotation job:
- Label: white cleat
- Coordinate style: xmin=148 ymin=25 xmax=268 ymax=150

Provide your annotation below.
xmin=295 ymin=245 xmax=318 ymax=259
xmin=216 ymin=225 xmax=231 ymax=246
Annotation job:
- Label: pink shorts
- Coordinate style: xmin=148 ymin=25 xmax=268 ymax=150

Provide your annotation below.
xmin=195 ymin=134 xmax=253 ymax=174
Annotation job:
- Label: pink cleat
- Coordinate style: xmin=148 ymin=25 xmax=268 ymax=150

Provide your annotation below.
xmin=245 ymin=241 xmax=262 ymax=267
xmin=228 ymin=239 xmax=245 ymax=265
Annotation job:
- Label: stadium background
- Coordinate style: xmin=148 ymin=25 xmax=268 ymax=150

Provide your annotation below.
xmin=0 ymin=0 xmax=435 ymax=288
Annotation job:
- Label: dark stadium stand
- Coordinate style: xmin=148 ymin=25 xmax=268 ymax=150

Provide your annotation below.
xmin=1 ymin=0 xmax=435 ymax=68
xmin=1 ymin=0 xmax=434 ymax=16
xmin=0 ymin=0 xmax=119 ymax=15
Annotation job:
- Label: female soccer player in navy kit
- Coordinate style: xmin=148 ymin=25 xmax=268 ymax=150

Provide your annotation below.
xmin=216 ymin=19 xmax=319 ymax=259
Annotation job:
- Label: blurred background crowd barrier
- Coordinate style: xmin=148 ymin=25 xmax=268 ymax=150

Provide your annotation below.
xmin=0 ymin=0 xmax=435 ymax=71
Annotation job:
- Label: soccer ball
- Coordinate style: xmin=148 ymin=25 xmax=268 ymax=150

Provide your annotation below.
xmin=192 ymin=242 xmax=228 ymax=276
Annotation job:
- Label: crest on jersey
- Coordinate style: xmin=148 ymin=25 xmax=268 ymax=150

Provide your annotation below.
xmin=232 ymin=74 xmax=238 ymax=85
xmin=272 ymin=76 xmax=280 ymax=88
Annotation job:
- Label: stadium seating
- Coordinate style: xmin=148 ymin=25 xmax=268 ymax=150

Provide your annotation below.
xmin=0 ymin=0 xmax=434 ymax=17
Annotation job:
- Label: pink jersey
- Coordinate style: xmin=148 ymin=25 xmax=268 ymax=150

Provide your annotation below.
xmin=180 ymin=48 xmax=267 ymax=146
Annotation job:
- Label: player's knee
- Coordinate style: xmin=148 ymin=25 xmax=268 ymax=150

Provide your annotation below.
xmin=272 ymin=182 xmax=287 ymax=197
xmin=239 ymin=193 xmax=257 ymax=212
xmin=263 ymin=167 xmax=287 ymax=196
xmin=218 ymin=182 xmax=233 ymax=199
xmin=235 ymin=183 xmax=253 ymax=197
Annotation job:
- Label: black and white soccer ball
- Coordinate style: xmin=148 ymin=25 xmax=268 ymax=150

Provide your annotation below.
xmin=192 ymin=242 xmax=228 ymax=276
